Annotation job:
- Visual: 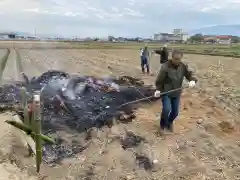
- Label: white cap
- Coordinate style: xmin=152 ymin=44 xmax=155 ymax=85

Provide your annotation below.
xmin=33 ymin=94 xmax=40 ymax=102
xmin=164 ymin=44 xmax=167 ymax=47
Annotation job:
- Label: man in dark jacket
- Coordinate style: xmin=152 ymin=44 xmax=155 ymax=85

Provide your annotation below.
xmin=141 ymin=46 xmax=150 ymax=74
xmin=153 ymin=44 xmax=169 ymax=64
xmin=154 ymin=49 xmax=197 ymax=134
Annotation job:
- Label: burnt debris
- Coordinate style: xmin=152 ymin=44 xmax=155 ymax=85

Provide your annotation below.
xmin=120 ymin=131 xmax=146 ymax=150
xmin=0 ymin=70 xmax=156 ymax=164
xmin=135 ymin=153 xmax=154 ymax=171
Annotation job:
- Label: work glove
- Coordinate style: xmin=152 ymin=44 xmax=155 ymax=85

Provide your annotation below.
xmin=188 ymin=81 xmax=196 ymax=88
xmin=154 ymin=90 xmax=161 ymax=98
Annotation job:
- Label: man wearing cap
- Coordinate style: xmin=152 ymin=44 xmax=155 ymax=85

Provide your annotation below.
xmin=153 ymin=44 xmax=169 ymax=64
xmin=153 ymin=49 xmax=197 ymax=135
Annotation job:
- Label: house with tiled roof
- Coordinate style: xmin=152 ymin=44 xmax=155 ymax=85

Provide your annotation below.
xmin=216 ymin=35 xmax=232 ymax=44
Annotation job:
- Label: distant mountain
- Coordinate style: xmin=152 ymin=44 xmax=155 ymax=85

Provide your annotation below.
xmin=188 ymin=25 xmax=240 ymax=36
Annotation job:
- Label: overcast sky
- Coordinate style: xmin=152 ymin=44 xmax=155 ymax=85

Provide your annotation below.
xmin=0 ymin=0 xmax=239 ymax=37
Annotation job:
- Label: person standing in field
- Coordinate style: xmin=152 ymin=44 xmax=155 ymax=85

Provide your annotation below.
xmin=140 ymin=48 xmax=144 ymax=71
xmin=140 ymin=48 xmax=143 ymax=61
xmin=140 ymin=46 xmax=150 ymax=74
xmin=153 ymin=44 xmax=169 ymax=64
xmin=153 ymin=49 xmax=197 ymax=135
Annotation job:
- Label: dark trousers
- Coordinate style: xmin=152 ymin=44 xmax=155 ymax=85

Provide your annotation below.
xmin=141 ymin=57 xmax=149 ymax=73
xmin=160 ymin=95 xmax=180 ymax=129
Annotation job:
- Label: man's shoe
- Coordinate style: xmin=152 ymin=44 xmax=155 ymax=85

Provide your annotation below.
xmin=167 ymin=124 xmax=173 ymax=132
xmin=158 ymin=127 xmax=164 ymax=136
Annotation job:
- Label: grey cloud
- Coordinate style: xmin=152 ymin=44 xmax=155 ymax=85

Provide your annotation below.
xmin=0 ymin=0 xmax=240 ymax=36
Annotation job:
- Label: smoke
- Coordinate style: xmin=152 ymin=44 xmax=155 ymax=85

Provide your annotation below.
xmin=0 ymin=70 xmax=156 ymax=164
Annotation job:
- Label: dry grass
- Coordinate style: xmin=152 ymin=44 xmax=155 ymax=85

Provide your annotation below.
xmin=0 ymin=45 xmax=239 ymax=179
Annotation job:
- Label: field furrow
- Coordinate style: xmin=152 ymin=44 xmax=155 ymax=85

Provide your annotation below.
xmin=0 ymin=44 xmax=239 ymax=180
xmin=1 ymin=49 xmax=22 ymax=82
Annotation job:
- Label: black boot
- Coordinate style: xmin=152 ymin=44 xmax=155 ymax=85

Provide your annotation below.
xmin=167 ymin=124 xmax=173 ymax=132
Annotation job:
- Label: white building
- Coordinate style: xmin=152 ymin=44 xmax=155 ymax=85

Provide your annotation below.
xmin=216 ymin=36 xmax=232 ymax=44
xmin=181 ymin=33 xmax=189 ymax=41
xmin=0 ymin=35 xmax=9 ymax=39
xmin=173 ymin=29 xmax=183 ymax=35
xmin=0 ymin=33 xmax=17 ymax=39
xmin=153 ymin=32 xmax=189 ymax=42
xmin=154 ymin=33 xmax=169 ymax=41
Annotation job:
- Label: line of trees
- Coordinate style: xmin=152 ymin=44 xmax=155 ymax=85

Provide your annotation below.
xmin=189 ymin=34 xmax=240 ymax=43
xmin=108 ymin=36 xmax=145 ymax=42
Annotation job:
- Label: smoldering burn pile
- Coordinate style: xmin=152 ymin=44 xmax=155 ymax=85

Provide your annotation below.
xmin=0 ymin=70 xmax=156 ymax=164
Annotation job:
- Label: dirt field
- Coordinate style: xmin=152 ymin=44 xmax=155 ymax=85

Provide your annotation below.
xmin=0 ymin=46 xmax=240 ymax=179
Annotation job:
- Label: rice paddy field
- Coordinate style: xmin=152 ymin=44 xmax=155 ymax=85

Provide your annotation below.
xmin=0 ymin=41 xmax=239 ymax=180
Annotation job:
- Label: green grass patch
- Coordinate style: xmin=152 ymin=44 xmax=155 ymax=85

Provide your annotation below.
xmin=64 ymin=42 xmax=240 ymax=57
